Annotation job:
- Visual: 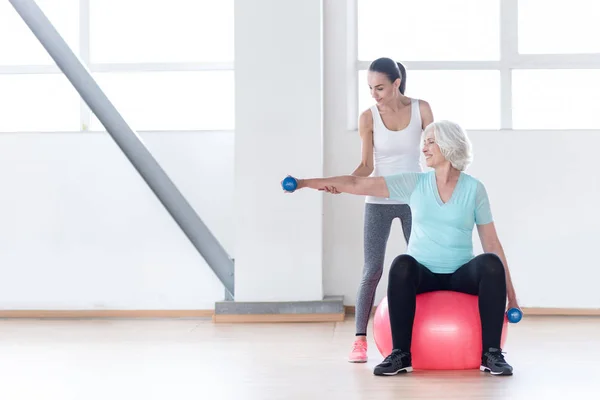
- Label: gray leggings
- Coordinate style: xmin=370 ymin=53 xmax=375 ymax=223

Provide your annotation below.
xmin=355 ymin=203 xmax=412 ymax=336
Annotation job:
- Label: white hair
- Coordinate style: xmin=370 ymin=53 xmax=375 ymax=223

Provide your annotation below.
xmin=422 ymin=120 xmax=473 ymax=171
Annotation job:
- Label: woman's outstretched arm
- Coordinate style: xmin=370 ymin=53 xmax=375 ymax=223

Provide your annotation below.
xmin=288 ymin=175 xmax=390 ymax=198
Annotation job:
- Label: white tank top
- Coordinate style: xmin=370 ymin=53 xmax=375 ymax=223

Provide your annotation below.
xmin=365 ymin=98 xmax=423 ymax=204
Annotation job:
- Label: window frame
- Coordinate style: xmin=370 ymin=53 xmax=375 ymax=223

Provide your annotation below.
xmin=0 ymin=0 xmax=234 ymax=133
xmin=351 ymin=0 xmax=600 ymax=131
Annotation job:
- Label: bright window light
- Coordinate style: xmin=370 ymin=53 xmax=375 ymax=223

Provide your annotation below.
xmin=357 ymin=0 xmax=500 ymax=61
xmin=0 ymin=0 xmax=79 ymax=65
xmin=512 ymin=69 xmax=600 ymax=129
xmin=358 ymin=70 xmax=500 ymax=130
xmin=90 ymin=0 xmax=234 ymax=63
xmin=0 ymin=74 xmax=80 ymax=132
xmin=518 ymin=0 xmax=600 ymax=54
xmin=90 ymin=71 xmax=235 ymax=131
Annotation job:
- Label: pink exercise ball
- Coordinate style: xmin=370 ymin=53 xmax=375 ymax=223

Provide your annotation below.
xmin=372 ymin=291 xmax=509 ymax=370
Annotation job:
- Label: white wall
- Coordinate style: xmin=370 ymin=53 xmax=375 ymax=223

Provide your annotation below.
xmin=0 ymin=131 xmax=232 ymax=310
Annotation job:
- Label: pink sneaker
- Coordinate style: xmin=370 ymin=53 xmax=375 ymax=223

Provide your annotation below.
xmin=348 ymin=339 xmax=368 ymax=363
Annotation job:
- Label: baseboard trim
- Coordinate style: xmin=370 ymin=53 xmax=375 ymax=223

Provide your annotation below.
xmin=3 ymin=306 xmax=597 ymax=320
xmin=0 ymin=309 xmax=343 ymax=322
xmin=344 ymin=306 xmax=600 ymax=316
xmin=0 ymin=310 xmax=214 ymax=318
xmin=519 ymin=307 xmax=600 ymax=316
xmin=212 ymin=312 xmax=345 ymax=323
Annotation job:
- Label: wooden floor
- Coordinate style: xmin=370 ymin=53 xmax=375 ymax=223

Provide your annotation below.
xmin=0 ymin=315 xmax=598 ymax=399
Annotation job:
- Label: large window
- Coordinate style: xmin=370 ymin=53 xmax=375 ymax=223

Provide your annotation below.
xmin=358 ymin=0 xmax=500 ymax=62
xmin=356 ymin=0 xmax=600 ymax=130
xmin=518 ymin=0 xmax=600 ymax=54
xmin=0 ymin=0 xmax=234 ymax=132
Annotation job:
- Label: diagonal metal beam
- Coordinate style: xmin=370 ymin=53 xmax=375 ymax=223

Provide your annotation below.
xmin=9 ymin=0 xmax=235 ymax=298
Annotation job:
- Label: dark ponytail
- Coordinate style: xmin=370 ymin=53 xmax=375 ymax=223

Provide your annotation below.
xmin=396 ymin=62 xmax=406 ymax=94
xmin=368 ymin=57 xmax=407 ymax=94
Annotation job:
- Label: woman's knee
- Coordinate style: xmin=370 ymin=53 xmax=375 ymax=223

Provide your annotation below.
xmin=389 ymin=254 xmax=419 ymax=283
xmin=478 ymin=253 xmax=505 ymax=281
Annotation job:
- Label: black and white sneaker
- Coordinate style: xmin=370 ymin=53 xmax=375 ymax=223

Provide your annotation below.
xmin=480 ymin=348 xmax=513 ymax=376
xmin=373 ymin=349 xmax=413 ymax=376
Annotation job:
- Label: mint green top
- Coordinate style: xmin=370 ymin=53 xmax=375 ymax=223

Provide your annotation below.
xmin=384 ymin=171 xmax=493 ymax=273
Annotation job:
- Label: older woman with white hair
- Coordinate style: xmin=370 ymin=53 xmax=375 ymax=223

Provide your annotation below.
xmin=283 ymin=120 xmax=519 ymax=376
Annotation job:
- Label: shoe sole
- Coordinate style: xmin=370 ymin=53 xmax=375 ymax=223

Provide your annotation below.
xmin=374 ymin=366 xmax=413 ymax=376
xmin=348 ymin=359 xmax=367 ymax=363
xmin=480 ymin=365 xmax=513 ymax=376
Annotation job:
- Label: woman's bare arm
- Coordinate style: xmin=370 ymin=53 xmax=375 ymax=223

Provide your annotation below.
xmin=419 ymin=100 xmax=434 ymax=129
xmin=351 ymin=110 xmax=375 ymax=177
xmin=477 ymin=222 xmax=519 ymax=310
xmin=293 ymin=175 xmax=390 ymax=198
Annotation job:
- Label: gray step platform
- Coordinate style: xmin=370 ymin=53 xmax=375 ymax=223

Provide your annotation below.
xmin=213 ymin=295 xmax=345 ymax=323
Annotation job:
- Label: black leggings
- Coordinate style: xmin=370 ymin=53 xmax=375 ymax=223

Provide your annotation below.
xmin=387 ymin=253 xmax=507 ymax=353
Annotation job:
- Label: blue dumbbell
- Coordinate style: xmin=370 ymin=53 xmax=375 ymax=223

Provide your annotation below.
xmin=282 ymin=176 xmax=298 ymax=192
xmin=506 ymin=307 xmax=522 ymax=323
